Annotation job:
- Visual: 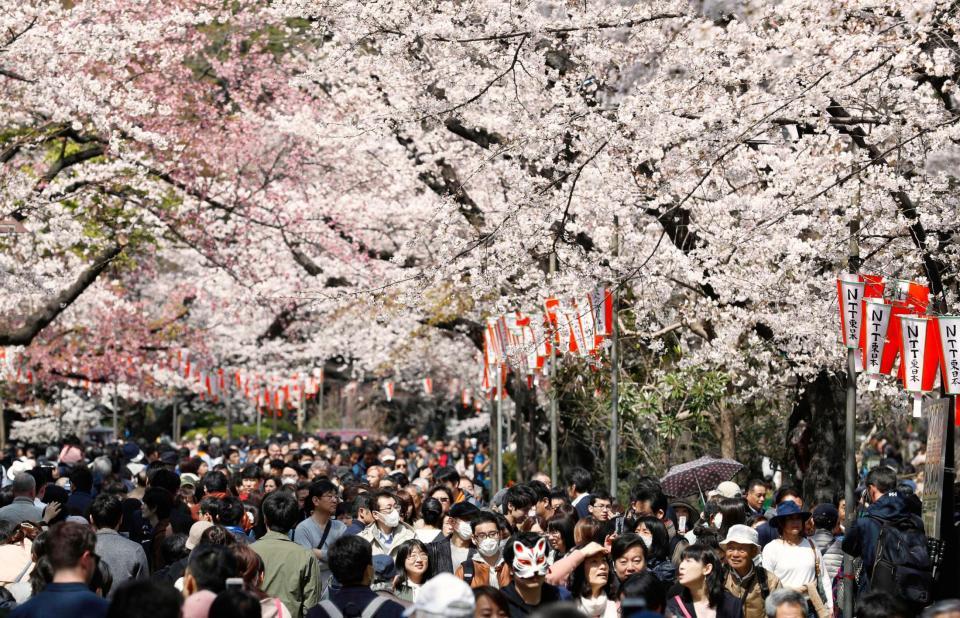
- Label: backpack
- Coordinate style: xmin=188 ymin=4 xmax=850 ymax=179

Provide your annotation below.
xmin=868 ymin=517 xmax=933 ymax=606
xmin=317 ymin=596 xmax=389 ymax=618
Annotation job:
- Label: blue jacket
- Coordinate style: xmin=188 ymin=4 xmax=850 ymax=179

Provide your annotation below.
xmin=841 ymin=492 xmax=924 ymax=594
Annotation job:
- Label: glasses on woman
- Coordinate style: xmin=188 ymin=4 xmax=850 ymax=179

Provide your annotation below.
xmin=406 ymin=550 xmax=428 ymax=561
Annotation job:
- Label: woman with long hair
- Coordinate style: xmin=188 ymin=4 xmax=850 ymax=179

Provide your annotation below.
xmin=716 ymin=498 xmax=748 ymax=541
xmin=414 ymin=497 xmax=445 ymax=544
xmin=570 ymin=549 xmax=618 ymax=617
xmin=666 ymin=544 xmax=742 ymax=618
xmin=632 ymin=515 xmax=676 ymax=584
xmin=231 ymin=543 xmax=292 ymax=618
xmin=393 ymin=539 xmax=431 ymax=602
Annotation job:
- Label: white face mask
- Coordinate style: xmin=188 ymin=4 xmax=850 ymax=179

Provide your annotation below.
xmin=639 ymin=533 xmax=653 ymax=549
xmin=713 ymin=513 xmax=723 ymax=530
xmin=380 ymin=510 xmax=400 ymax=529
xmin=678 ymin=516 xmax=687 ymax=533
xmin=456 ymin=521 xmax=473 ymax=540
xmin=477 ymin=537 xmax=500 ymax=557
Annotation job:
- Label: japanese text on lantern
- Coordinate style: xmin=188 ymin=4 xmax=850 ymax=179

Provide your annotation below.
xmin=905 ymin=322 xmax=923 ymax=389
xmin=938 ymin=318 xmax=960 ymax=394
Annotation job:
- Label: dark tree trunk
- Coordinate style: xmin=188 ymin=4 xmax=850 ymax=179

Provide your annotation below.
xmin=788 ymin=370 xmax=845 ymax=506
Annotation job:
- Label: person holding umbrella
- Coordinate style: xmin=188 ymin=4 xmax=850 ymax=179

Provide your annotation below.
xmin=760 ymin=503 xmax=831 ymax=618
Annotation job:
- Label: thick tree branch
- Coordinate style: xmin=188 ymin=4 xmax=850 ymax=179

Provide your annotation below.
xmin=0 ymin=242 xmax=124 ymax=346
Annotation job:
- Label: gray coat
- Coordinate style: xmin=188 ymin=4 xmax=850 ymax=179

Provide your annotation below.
xmin=812 ymin=529 xmax=844 ymax=581
xmin=95 ymin=529 xmax=150 ymax=597
xmin=0 ymin=497 xmax=43 ymax=525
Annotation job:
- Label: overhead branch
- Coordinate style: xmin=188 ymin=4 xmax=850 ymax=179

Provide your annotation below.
xmin=40 ymin=144 xmax=105 ymax=185
xmin=0 ymin=242 xmax=124 ymax=346
xmin=826 ymin=103 xmax=949 ymax=296
xmin=422 ymin=315 xmax=484 ymax=349
xmin=427 ymin=13 xmax=684 ymax=43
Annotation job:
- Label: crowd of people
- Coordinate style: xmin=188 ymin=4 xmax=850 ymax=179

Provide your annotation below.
xmin=0 ymin=431 xmax=951 ymax=618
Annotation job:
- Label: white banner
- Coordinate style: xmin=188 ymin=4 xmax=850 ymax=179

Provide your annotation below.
xmin=938 ymin=317 xmax=960 ymax=395
xmin=863 ymin=299 xmax=892 ymax=377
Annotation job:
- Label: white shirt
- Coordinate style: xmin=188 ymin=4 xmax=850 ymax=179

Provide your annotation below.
xmin=762 ymin=538 xmax=833 ymax=609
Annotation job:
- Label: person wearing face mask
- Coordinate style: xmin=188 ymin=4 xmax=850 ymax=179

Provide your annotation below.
xmin=359 ymin=491 xmax=416 ymax=559
xmin=446 ymin=502 xmax=480 ymax=570
xmin=631 ymin=515 xmax=676 ymax=585
xmin=455 ymin=512 xmax=511 ymax=589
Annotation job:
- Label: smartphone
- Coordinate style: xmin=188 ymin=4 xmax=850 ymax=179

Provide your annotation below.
xmin=225 ymin=578 xmax=244 ymax=590
xmin=614 ymin=515 xmax=624 ymax=536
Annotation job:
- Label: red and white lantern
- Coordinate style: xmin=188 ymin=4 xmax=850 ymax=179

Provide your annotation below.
xmin=837 ymin=274 xmax=866 ymax=349
xmin=937 ymin=317 xmax=960 ymax=396
xmin=860 ymin=299 xmax=893 ymax=389
xmin=899 ymin=315 xmax=941 ymax=417
xmin=383 ymin=381 xmax=394 ymax=402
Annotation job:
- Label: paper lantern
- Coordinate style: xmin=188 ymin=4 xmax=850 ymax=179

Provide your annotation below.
xmin=878 ymin=279 xmax=929 ymax=378
xmin=937 ymin=316 xmax=960 ymax=395
xmin=860 ymin=298 xmax=893 ymax=388
xmin=898 ymin=315 xmax=940 ymax=417
xmin=837 ymin=274 xmax=866 ymax=349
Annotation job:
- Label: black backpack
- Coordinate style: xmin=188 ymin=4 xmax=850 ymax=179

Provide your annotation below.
xmin=869 ymin=516 xmax=933 ymax=606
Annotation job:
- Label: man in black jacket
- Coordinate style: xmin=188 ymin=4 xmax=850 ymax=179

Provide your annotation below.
xmin=842 ymin=466 xmax=926 ymax=601
xmin=306 ymin=536 xmax=404 ymax=618
xmin=500 ymin=532 xmax=563 ymax=617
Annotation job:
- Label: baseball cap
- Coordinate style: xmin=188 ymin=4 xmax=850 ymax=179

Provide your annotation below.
xmin=186 ymin=520 xmax=214 ymax=550
xmin=180 ymin=473 xmax=200 ymax=488
xmin=402 ymin=572 xmax=474 ymax=617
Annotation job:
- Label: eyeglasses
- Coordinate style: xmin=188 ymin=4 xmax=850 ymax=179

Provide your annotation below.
xmin=593 ymin=503 xmax=612 ymax=511
xmin=378 ymin=504 xmax=397 ymax=513
xmin=407 ymin=551 xmax=428 ymax=560
xmin=474 ymin=532 xmax=499 ymax=541
xmin=320 ymin=493 xmax=340 ymax=501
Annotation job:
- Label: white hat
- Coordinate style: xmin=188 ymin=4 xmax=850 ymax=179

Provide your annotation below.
xmin=186 ymin=520 xmax=214 ymax=550
xmin=719 ymin=524 xmax=760 ymax=548
xmin=402 ymin=572 xmax=474 ymax=618
xmin=717 ymin=481 xmax=742 ymax=498
xmin=6 ymin=459 xmax=34 ymax=481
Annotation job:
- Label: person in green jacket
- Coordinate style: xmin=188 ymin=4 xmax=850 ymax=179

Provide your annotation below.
xmin=252 ymin=491 xmax=321 ymax=618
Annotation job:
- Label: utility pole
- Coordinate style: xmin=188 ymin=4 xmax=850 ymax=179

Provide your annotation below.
xmin=610 ymin=215 xmax=620 ymax=497
xmin=172 ymin=399 xmax=178 ymax=444
xmin=842 ymin=183 xmax=860 ymax=618
xmin=226 ymin=388 xmax=234 ymax=441
xmin=112 ymin=382 xmax=119 ymax=442
xmin=297 ymin=378 xmax=305 ymax=433
xmin=549 ymin=252 xmax=558 ymax=486
xmin=496 ymin=367 xmax=504 ymax=492
xmin=318 ymin=372 xmax=325 ymax=429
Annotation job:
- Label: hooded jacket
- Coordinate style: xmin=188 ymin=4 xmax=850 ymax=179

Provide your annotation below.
xmin=841 ymin=491 xmax=925 ymax=594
